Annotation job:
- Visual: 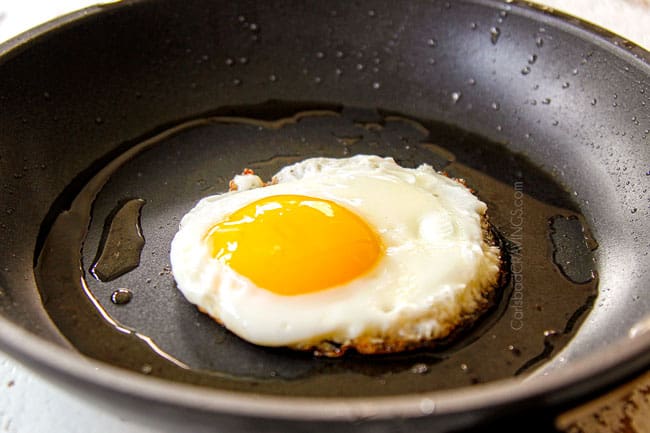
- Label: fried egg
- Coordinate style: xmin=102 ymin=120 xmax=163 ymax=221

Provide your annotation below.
xmin=170 ymin=155 xmax=501 ymax=356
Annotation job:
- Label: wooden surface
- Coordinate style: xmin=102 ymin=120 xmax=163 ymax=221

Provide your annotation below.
xmin=557 ymin=372 xmax=650 ymax=433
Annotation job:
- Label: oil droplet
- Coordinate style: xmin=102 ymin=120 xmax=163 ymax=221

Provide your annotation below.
xmin=372 ymin=82 xmax=381 ymax=90
xmin=591 ymin=98 xmax=597 ymax=106
xmin=225 ymin=57 xmax=234 ymax=66
xmin=562 ymin=82 xmax=570 ymax=89
xmin=90 ymin=198 xmax=146 ymax=282
xmin=315 ymin=51 xmax=325 ymax=59
xmin=491 ymin=101 xmax=500 ymax=110
xmin=536 ymin=36 xmax=544 ymax=47
xmin=95 ymin=117 xmax=104 ymax=125
xmin=490 ymin=27 xmax=501 ymax=44
xmin=427 ymin=38 xmax=437 ymax=47
xmin=542 ymin=98 xmax=551 ymax=105
xmin=111 ymin=288 xmax=133 ymax=305
xmin=269 ymin=74 xmax=277 ymax=82
xmin=451 ymin=91 xmax=461 ymax=103
xmin=238 ymin=57 xmax=248 ymax=65
xmin=232 ymin=78 xmax=242 ymax=86
xmin=572 ymin=68 xmax=578 ymax=75
xmin=470 ymin=22 xmax=478 ymax=30
xmin=528 ymin=54 xmax=537 ymax=64
xmin=521 ymin=66 xmax=531 ymax=75
xmin=460 ymin=363 xmax=469 ymax=371
xmin=419 ymin=398 xmax=435 ymax=415
xmin=141 ymin=364 xmax=153 ymax=374
xmin=410 ymin=363 xmax=429 ymax=374
xmin=507 ymin=345 xmax=521 ymax=356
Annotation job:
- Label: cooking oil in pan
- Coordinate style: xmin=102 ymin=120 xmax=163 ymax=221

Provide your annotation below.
xmin=111 ymin=288 xmax=133 ymax=305
xmin=548 ymin=215 xmax=599 ymax=285
xmin=90 ymin=198 xmax=146 ymax=282
xmin=34 ymin=104 xmax=598 ymax=397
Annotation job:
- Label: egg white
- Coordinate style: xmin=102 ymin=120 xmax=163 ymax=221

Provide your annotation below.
xmin=170 ymin=155 xmax=501 ymax=349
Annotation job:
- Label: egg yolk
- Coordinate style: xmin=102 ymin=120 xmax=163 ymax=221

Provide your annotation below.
xmin=206 ymin=194 xmax=383 ymax=295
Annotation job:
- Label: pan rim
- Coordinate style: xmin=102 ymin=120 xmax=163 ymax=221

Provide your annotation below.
xmin=1 ymin=0 xmax=649 ymax=421
xmin=1 ymin=0 xmax=649 ymax=63
xmin=2 ymin=313 xmax=650 ymax=419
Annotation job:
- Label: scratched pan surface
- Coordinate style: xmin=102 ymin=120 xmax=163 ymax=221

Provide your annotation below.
xmin=0 ymin=0 xmax=649 ymax=432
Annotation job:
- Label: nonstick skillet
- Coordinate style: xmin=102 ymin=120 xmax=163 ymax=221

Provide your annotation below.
xmin=0 ymin=0 xmax=649 ymax=431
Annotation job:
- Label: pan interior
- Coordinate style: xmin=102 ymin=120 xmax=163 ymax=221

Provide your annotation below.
xmin=33 ymin=103 xmax=598 ymax=397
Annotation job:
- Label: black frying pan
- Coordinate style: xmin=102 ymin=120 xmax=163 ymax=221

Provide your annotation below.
xmin=0 ymin=0 xmax=649 ymax=431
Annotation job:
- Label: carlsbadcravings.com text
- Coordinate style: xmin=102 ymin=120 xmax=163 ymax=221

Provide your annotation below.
xmin=510 ymin=181 xmax=524 ymax=331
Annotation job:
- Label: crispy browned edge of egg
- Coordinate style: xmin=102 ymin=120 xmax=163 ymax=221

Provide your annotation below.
xmin=199 ymin=168 xmax=505 ymax=358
